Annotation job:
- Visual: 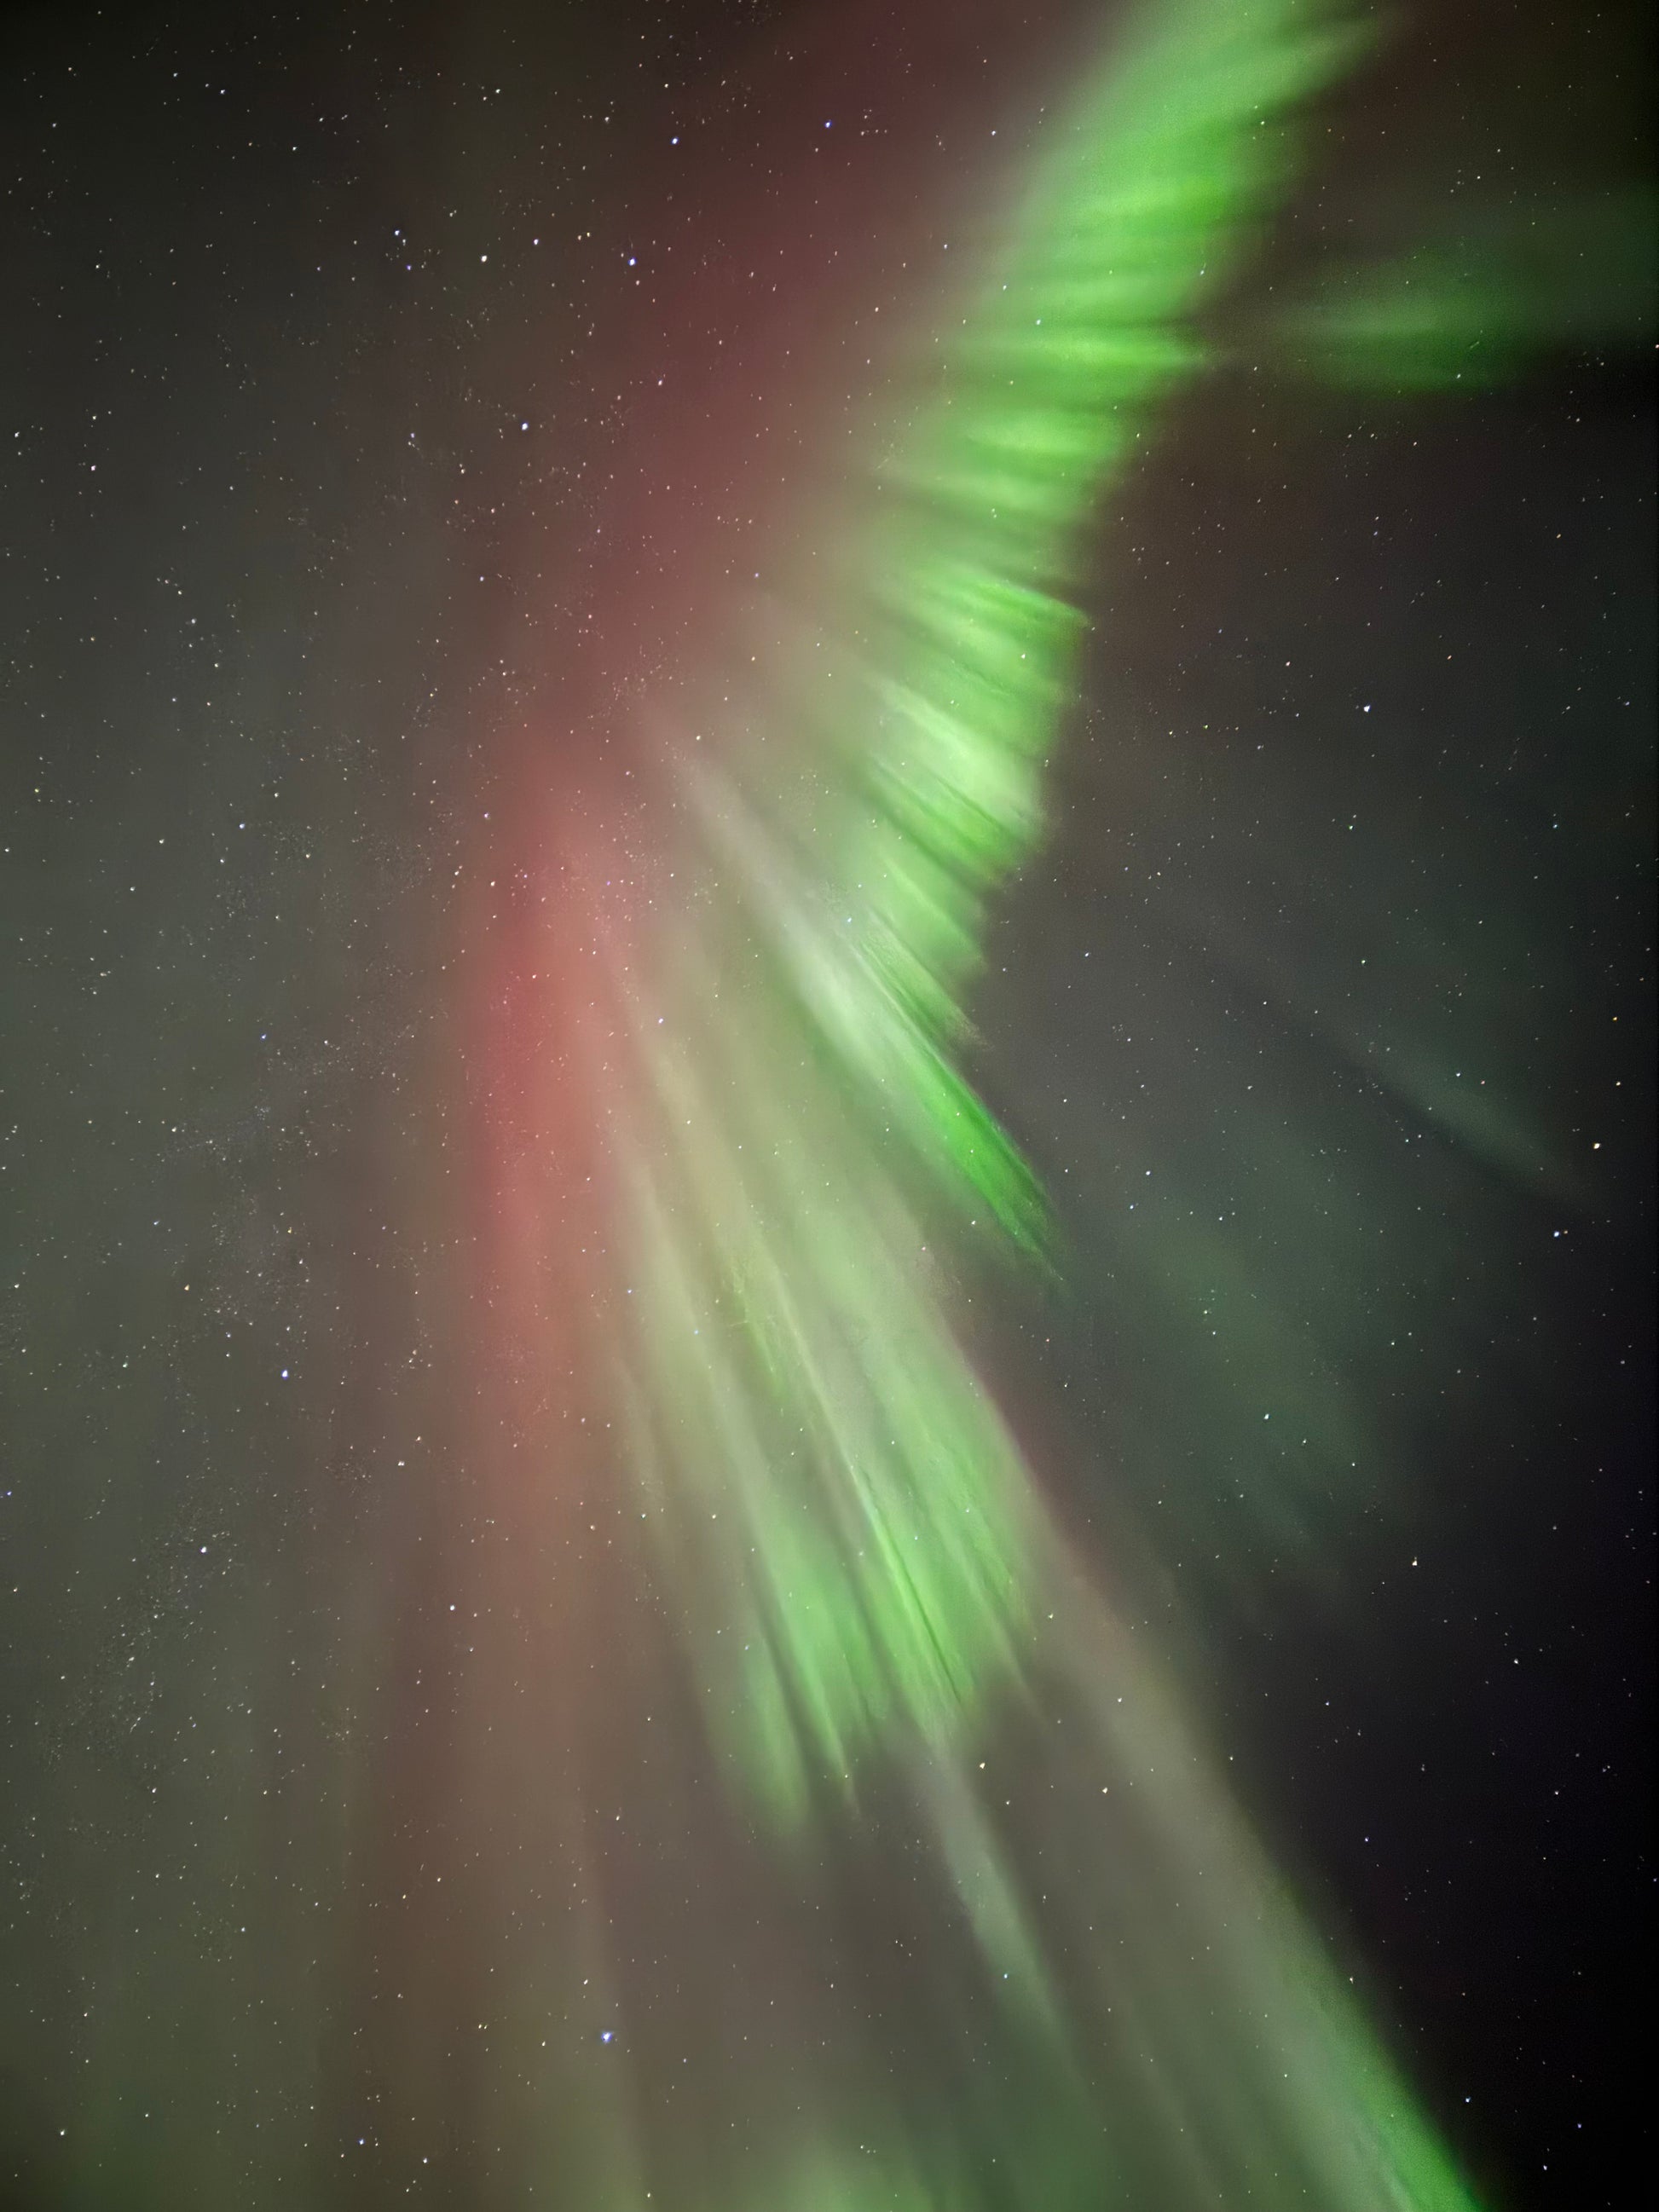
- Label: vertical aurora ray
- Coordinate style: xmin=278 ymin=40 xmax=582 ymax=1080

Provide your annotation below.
xmin=564 ymin=0 xmax=1489 ymax=2203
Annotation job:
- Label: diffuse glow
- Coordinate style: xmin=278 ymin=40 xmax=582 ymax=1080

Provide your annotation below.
xmin=1275 ymin=183 xmax=1658 ymax=389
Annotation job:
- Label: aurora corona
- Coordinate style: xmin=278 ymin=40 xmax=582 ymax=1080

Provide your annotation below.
xmin=502 ymin=0 xmax=1489 ymax=2202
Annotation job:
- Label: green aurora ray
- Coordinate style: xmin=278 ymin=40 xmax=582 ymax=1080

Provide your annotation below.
xmin=576 ymin=0 xmax=1490 ymax=2203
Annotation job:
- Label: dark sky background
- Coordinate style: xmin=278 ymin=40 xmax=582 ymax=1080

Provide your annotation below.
xmin=1 ymin=3 xmax=1651 ymax=2209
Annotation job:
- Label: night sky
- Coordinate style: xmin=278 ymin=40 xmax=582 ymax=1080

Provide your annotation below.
xmin=2 ymin=3 xmax=1652 ymax=2210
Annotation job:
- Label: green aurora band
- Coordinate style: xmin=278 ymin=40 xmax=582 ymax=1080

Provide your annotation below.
xmin=1275 ymin=182 xmax=1657 ymax=391
xmin=587 ymin=0 xmax=1489 ymax=2203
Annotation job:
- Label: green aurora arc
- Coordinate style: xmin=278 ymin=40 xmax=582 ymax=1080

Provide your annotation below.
xmin=579 ymin=0 xmax=1489 ymax=2203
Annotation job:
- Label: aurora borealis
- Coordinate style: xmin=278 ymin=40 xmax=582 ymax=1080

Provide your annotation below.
xmin=2 ymin=2 xmax=1652 ymax=2209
